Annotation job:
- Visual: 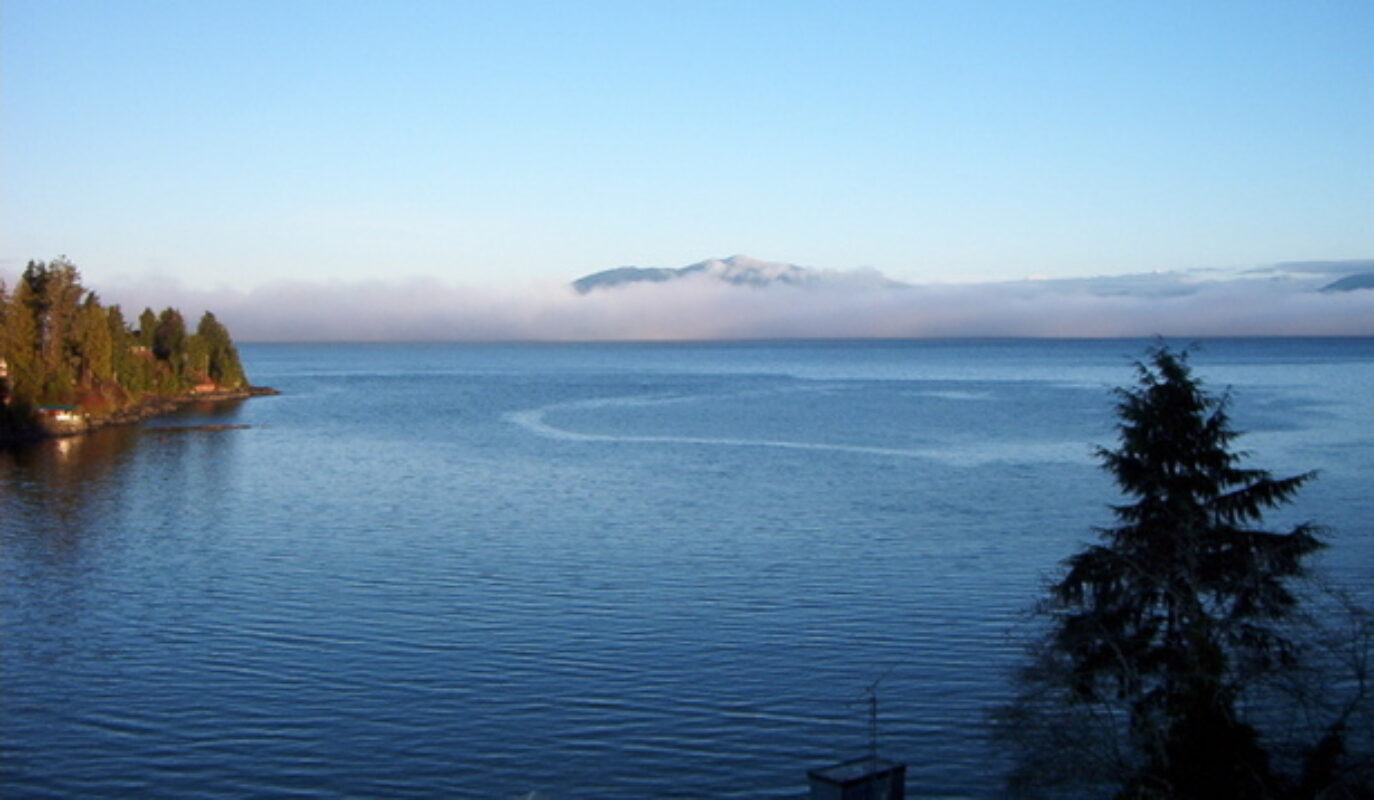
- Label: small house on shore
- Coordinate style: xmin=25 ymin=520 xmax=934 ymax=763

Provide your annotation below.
xmin=35 ymin=405 xmax=90 ymax=435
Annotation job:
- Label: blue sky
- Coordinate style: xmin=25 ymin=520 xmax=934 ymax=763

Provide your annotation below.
xmin=2 ymin=0 xmax=1371 ymax=293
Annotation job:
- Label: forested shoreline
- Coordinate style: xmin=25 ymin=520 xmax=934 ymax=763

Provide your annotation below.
xmin=0 ymin=258 xmax=262 ymax=444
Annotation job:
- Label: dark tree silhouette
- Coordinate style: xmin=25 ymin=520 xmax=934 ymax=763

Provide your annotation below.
xmin=997 ymin=346 xmax=1367 ymax=799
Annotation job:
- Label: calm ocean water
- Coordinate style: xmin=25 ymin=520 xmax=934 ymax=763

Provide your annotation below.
xmin=3 ymin=338 xmax=1372 ymax=798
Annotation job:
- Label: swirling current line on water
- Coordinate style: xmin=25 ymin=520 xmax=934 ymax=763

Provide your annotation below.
xmin=501 ymin=395 xmax=1091 ymax=466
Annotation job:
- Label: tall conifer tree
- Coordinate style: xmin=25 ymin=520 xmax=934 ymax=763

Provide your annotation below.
xmin=3 ymin=274 xmax=44 ymax=407
xmin=1002 ymin=347 xmax=1336 ymax=798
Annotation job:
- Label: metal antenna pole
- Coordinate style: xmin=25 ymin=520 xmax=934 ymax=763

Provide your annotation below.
xmin=863 ymin=667 xmax=895 ymax=763
xmin=868 ymin=685 xmax=879 ymax=761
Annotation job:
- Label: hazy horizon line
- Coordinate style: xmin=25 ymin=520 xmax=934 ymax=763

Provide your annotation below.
xmin=4 ymin=259 xmax=1373 ymax=342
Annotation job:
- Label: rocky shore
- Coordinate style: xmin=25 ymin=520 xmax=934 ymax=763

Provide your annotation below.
xmin=1 ymin=385 xmax=279 ymax=448
xmin=90 ymin=385 xmax=280 ymax=428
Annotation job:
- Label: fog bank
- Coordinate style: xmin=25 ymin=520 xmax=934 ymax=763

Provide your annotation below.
xmin=6 ymin=267 xmax=1371 ymax=342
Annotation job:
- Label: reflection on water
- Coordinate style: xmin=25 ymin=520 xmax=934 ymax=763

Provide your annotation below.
xmin=4 ymin=426 xmax=141 ymax=537
xmin=3 ymin=404 xmax=252 ymax=673
xmin=2 ymin=397 xmax=249 ymax=535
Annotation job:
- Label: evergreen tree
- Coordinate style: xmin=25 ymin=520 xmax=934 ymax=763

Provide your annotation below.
xmin=1001 ymin=346 xmax=1333 ymax=798
xmin=137 ymin=307 xmax=158 ymax=349
xmin=183 ymin=333 xmax=210 ymax=382
xmin=35 ymin=259 xmax=85 ymax=401
xmin=74 ymin=303 xmax=114 ymax=384
xmin=106 ymin=305 xmax=142 ymax=394
xmin=3 ymin=273 xmax=45 ymax=407
xmin=196 ymin=311 xmax=246 ymax=388
xmin=153 ymin=307 xmax=186 ymax=365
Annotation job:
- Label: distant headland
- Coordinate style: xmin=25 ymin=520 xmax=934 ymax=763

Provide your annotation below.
xmin=0 ymin=258 xmax=275 ymax=447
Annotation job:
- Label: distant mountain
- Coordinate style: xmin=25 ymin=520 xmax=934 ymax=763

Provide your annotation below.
xmin=1268 ymin=259 xmax=1374 ymax=277
xmin=571 ymin=255 xmax=903 ymax=294
xmin=1321 ymin=273 xmax=1374 ymax=293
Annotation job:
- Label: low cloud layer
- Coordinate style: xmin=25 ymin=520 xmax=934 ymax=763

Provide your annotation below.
xmin=52 ymin=266 xmax=1368 ymax=342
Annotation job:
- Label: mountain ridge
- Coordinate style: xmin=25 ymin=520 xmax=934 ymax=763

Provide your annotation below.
xmin=571 ymin=255 xmax=903 ymax=294
xmin=1321 ymin=273 xmax=1374 ymax=293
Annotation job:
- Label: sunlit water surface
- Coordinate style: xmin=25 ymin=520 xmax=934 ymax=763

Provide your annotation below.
xmin=3 ymin=339 xmax=1372 ymax=798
